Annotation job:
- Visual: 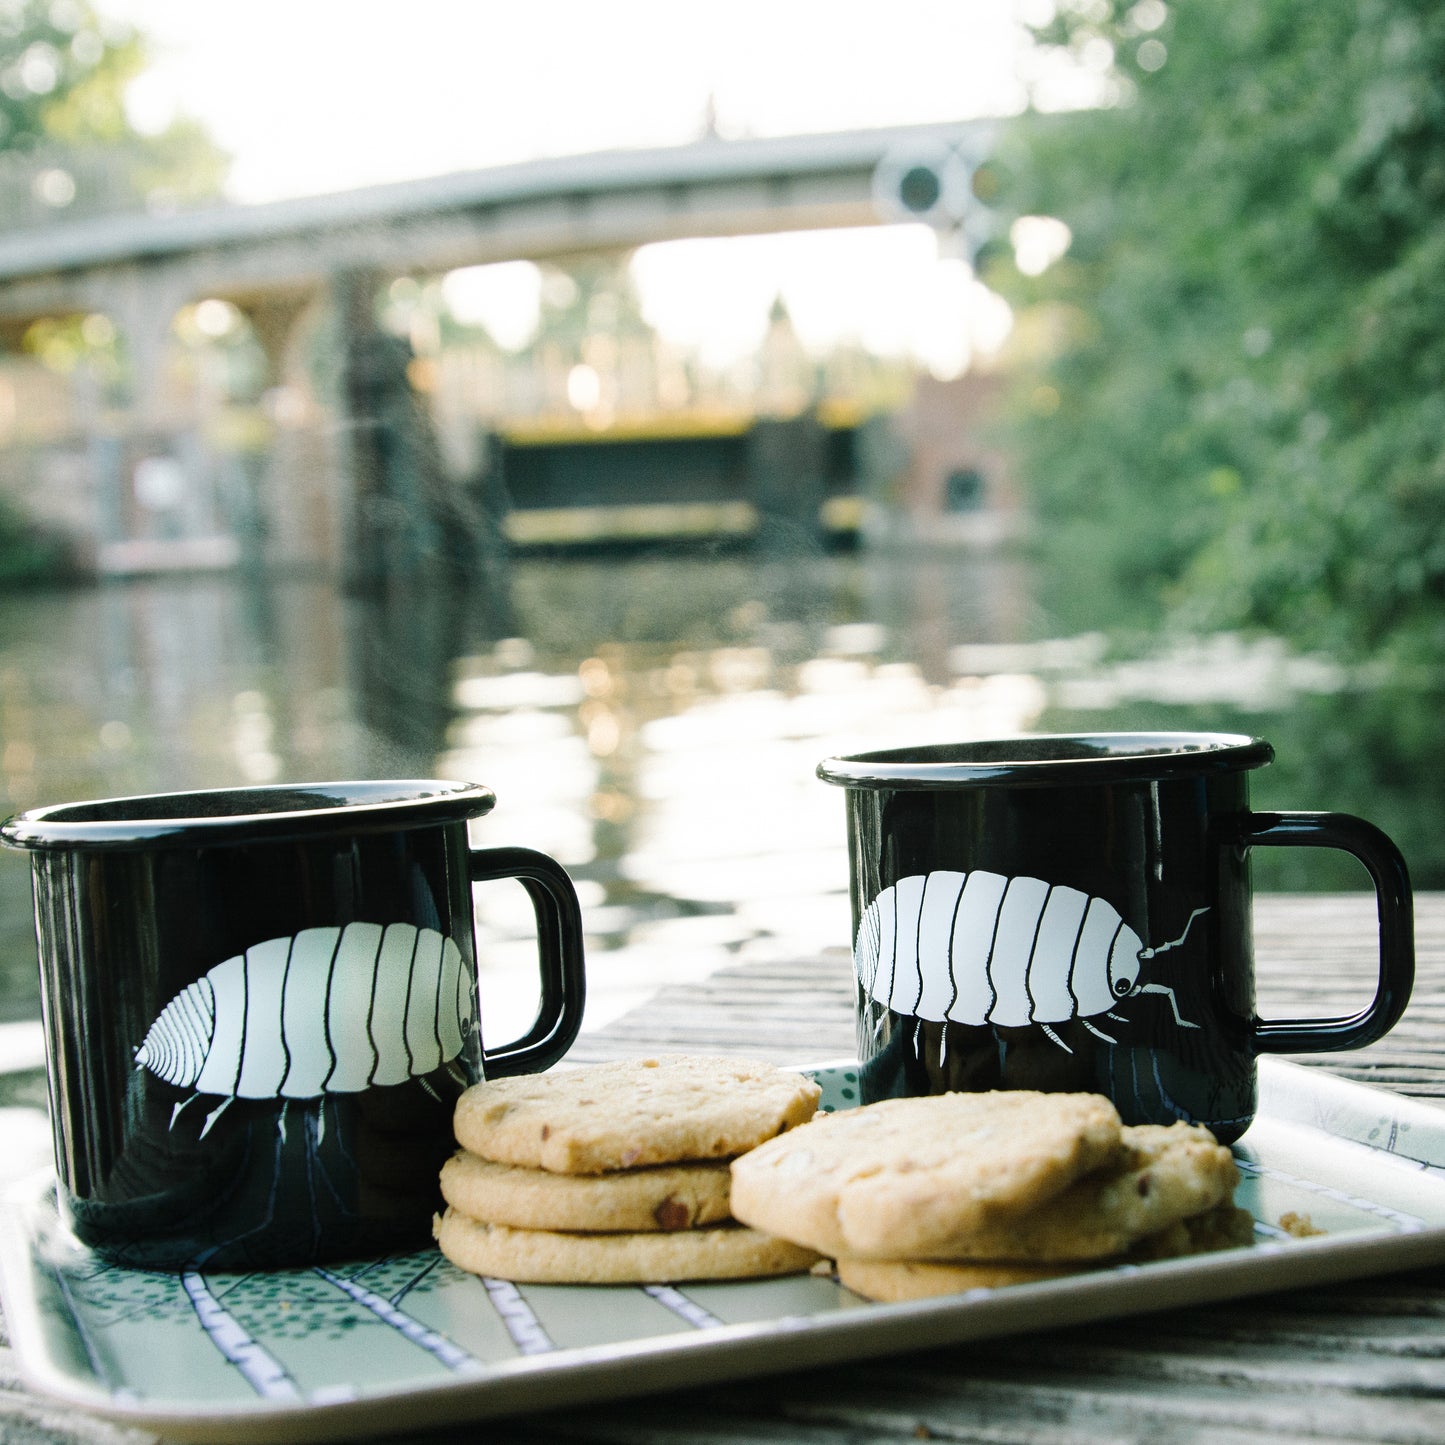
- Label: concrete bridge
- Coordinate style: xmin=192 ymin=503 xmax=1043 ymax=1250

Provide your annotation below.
xmin=0 ymin=119 xmax=998 ymax=583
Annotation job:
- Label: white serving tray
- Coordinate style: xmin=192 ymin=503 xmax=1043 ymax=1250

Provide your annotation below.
xmin=4 ymin=1058 xmax=1445 ymax=1444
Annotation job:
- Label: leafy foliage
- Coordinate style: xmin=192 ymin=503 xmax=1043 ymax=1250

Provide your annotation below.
xmin=992 ymin=0 xmax=1445 ymax=668
xmin=0 ymin=2 xmax=228 ymax=583
xmin=0 ymin=0 xmax=226 ymax=228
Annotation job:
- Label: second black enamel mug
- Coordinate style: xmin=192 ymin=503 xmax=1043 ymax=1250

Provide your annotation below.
xmin=818 ymin=733 xmax=1414 ymax=1143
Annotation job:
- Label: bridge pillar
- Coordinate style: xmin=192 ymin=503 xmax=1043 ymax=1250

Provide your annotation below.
xmin=745 ymin=412 xmax=828 ymax=554
xmin=82 ymin=267 xmax=198 ymax=567
xmin=234 ymin=287 xmax=332 ymax=574
xmin=332 ymin=269 xmax=506 ymax=595
xmin=332 ymin=270 xmax=466 ymax=594
xmin=107 ymin=266 xmax=193 ymax=431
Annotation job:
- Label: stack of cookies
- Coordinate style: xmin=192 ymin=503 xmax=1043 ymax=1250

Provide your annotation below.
xmin=434 ymin=1055 xmax=825 ymax=1284
xmin=729 ymin=1090 xmax=1253 ymax=1302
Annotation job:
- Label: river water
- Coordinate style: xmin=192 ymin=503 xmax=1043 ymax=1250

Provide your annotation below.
xmin=0 ymin=547 xmax=1431 ymax=1045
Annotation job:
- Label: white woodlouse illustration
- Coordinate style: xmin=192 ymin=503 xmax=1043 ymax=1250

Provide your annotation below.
xmin=854 ymin=869 xmax=1206 ymax=1052
xmin=134 ymin=922 xmax=477 ymax=1136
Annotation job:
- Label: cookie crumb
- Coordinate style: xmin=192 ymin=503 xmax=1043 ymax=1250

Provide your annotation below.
xmin=1279 ymin=1211 xmax=1326 ymax=1238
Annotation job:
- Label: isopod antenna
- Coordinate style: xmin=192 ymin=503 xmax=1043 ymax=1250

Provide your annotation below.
xmin=1138 ymin=906 xmax=1209 ymax=960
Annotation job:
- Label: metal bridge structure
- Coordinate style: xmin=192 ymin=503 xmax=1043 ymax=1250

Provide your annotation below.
xmin=0 ymin=119 xmax=998 ymax=581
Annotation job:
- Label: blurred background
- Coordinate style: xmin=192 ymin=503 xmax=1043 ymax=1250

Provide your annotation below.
xmin=0 ymin=0 xmax=1438 ymax=1046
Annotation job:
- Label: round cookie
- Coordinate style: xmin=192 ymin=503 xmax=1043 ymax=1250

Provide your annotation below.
xmin=837 ymin=1202 xmax=1257 ymax=1302
xmin=1129 ymin=1203 xmax=1257 ymax=1260
xmin=921 ymin=1120 xmax=1241 ymax=1262
xmin=837 ymin=1256 xmax=1080 ymax=1302
xmin=434 ymin=1210 xmax=821 ymax=1283
xmin=729 ymin=1090 xmax=1125 ymax=1260
xmin=453 ymin=1055 xmax=822 ymax=1175
xmin=440 ymin=1151 xmax=732 ymax=1233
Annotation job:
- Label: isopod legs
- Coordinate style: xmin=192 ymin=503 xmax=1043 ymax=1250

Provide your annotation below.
xmin=1136 ymin=981 xmax=1201 ymax=1028
xmin=198 ymin=1095 xmax=235 ymax=1140
xmin=169 ymin=1092 xmax=205 ymax=1131
xmin=1039 ymin=1022 xmax=1073 ymax=1054
xmin=163 ymin=1087 xmax=247 ymax=1138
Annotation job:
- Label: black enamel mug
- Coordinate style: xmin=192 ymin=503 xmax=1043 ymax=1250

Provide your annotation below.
xmin=818 ymin=733 xmax=1414 ymax=1143
xmin=0 ymin=779 xmax=586 ymax=1268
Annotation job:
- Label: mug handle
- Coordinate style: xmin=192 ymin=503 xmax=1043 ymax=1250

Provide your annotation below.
xmin=1233 ymin=812 xmax=1414 ymax=1053
xmin=469 ymin=845 xmax=587 ymax=1077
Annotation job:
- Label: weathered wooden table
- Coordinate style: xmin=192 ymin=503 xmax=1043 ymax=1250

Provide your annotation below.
xmin=4 ymin=893 xmax=1445 ymax=1443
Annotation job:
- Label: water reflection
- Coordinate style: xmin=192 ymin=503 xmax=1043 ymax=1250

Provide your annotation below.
xmin=0 ymin=549 xmax=1434 ymax=1040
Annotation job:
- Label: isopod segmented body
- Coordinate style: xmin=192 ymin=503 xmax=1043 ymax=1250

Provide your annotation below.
xmin=135 ymin=922 xmax=476 ymax=1127
xmin=855 ymin=870 xmax=1204 ymax=1048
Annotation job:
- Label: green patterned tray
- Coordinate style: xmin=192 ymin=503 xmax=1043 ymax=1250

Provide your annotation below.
xmin=5 ymin=1059 xmax=1445 ymax=1444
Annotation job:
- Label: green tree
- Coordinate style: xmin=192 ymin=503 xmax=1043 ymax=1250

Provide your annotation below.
xmin=993 ymin=0 xmax=1445 ymax=671
xmin=0 ymin=1 xmax=227 ymax=582
xmin=0 ymin=0 xmax=226 ymax=229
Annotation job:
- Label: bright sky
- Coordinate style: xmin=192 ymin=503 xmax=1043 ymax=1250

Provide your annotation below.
xmin=100 ymin=0 xmax=1071 ymax=374
xmin=107 ymin=0 xmax=1032 ymax=202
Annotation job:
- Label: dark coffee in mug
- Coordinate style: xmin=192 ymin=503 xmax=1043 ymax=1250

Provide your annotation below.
xmin=1 ymin=780 xmax=586 ymax=1268
xmin=818 ymin=734 xmax=1414 ymax=1143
